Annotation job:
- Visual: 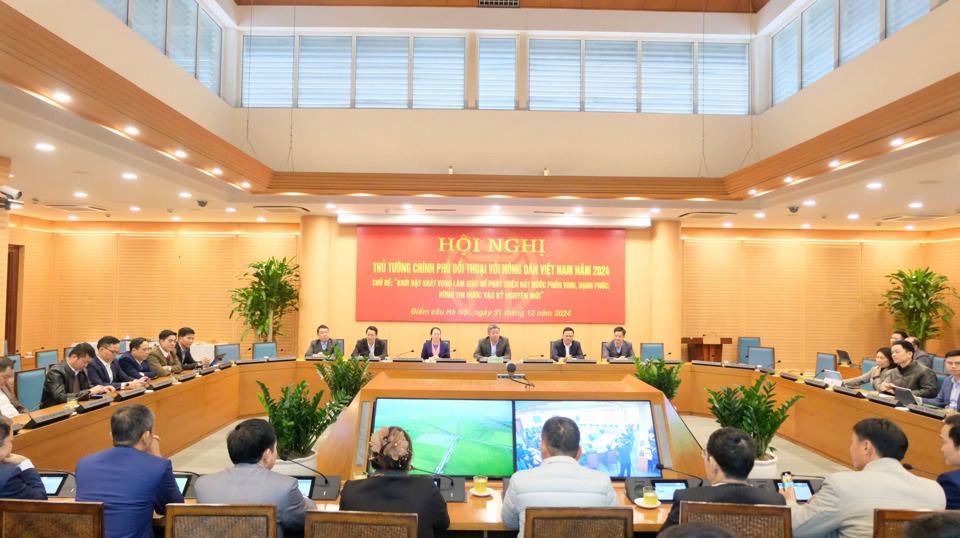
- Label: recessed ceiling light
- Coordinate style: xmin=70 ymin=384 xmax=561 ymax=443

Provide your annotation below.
xmin=905 ymin=225 xmax=916 ymax=231
xmin=326 ymin=203 xmax=336 ymax=209
xmin=754 ymin=212 xmax=765 ymax=218
xmin=9 ymin=204 xmax=22 ymax=210
xmin=491 ymin=205 xmax=500 ymax=211
xmin=122 ymin=172 xmax=138 ymax=180
xmin=173 ymin=150 xmax=187 ymax=158
xmin=240 ymin=181 xmax=251 ymax=189
xmin=402 ymin=204 xmax=412 ymax=210
xmin=225 ymin=207 xmax=236 ymax=213
xmin=748 ymin=189 xmax=758 ymax=195
xmin=801 ymin=223 xmax=811 ymax=229
xmin=52 ymin=91 xmax=71 ymax=103
xmin=212 ymin=168 xmax=223 ymax=175
xmin=909 ymin=201 xmax=923 ymax=209
xmin=179 ymin=192 xmax=192 ymax=198
xmin=68 ymin=215 xmax=78 ymax=220
xmin=130 ymin=206 xmax=141 ymax=212
xmin=74 ymin=191 xmax=87 ymax=198
xmin=124 ymin=126 xmax=140 ymax=136
xmin=867 ymin=182 xmax=883 ymax=190
xmin=573 ymin=207 xmax=583 ymax=214
xmin=803 ymin=200 xmax=816 ymax=206
xmin=172 ymin=216 xmax=181 ymax=221
xmin=848 ymin=213 xmax=860 ymax=220
xmin=256 ymin=216 xmax=266 ymax=222
xmin=783 ymin=176 xmax=793 ymax=183
xmin=35 ymin=143 xmax=55 ymax=152
xmin=829 ymin=160 xmax=841 ymax=168
xmin=890 ymin=138 xmax=904 ymax=147
xmin=722 ymin=222 xmax=733 ymax=228
xmin=650 ymin=208 xmax=661 ymax=214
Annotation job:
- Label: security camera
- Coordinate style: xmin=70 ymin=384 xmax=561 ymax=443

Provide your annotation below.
xmin=788 ymin=206 xmax=800 ymax=214
xmin=0 ymin=185 xmax=22 ymax=199
xmin=197 ymin=200 xmax=208 ymax=208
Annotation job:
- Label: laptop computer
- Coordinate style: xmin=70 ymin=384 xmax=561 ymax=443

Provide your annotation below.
xmin=892 ymin=386 xmax=919 ymax=407
xmin=822 ymin=370 xmax=843 ymax=387
xmin=836 ymin=350 xmax=853 ymax=366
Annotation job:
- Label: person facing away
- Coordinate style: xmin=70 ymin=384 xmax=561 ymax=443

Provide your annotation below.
xmin=550 ymin=327 xmax=584 ymax=361
xmin=880 ymin=340 xmax=938 ymax=398
xmin=75 ymin=404 xmax=183 ymax=538
xmin=195 ymin=418 xmax=316 ymax=538
xmin=0 ymin=415 xmax=47 ymax=500
xmin=117 ymin=337 xmax=158 ymax=380
xmin=783 ymin=417 xmax=945 ymax=538
xmin=602 ymin=326 xmax=635 ymax=359
xmin=937 ymin=414 xmax=960 ymax=509
xmin=501 ymin=416 xmax=619 ymax=537
xmin=339 ymin=425 xmax=450 ymax=538
xmin=40 ymin=342 xmax=115 ymax=408
xmin=658 ymin=427 xmax=786 ymax=534
xmin=922 ymin=350 xmax=960 ymax=410
xmin=842 ymin=347 xmax=896 ymax=391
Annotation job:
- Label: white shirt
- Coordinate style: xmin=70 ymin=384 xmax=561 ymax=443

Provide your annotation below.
xmin=0 ymin=389 xmax=20 ymax=418
xmin=950 ymin=379 xmax=960 ymax=410
xmin=97 ymin=357 xmax=114 ymax=383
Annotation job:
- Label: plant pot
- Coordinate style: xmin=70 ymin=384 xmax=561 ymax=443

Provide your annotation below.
xmin=272 ymin=451 xmax=318 ymax=476
xmin=748 ymin=452 xmax=778 ymax=479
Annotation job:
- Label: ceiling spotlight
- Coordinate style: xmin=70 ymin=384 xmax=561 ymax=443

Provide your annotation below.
xmin=801 ymin=223 xmax=811 ymax=229
xmin=225 ymin=207 xmax=236 ymax=213
xmin=35 ymin=143 xmax=55 ymax=152
xmin=52 ymin=91 xmax=71 ymax=103
xmin=848 ymin=213 xmax=860 ymax=220
xmin=130 ymin=206 xmax=141 ymax=212
xmin=68 ymin=215 xmax=78 ymax=220
xmin=491 ymin=205 xmax=501 ymax=211
xmin=173 ymin=150 xmax=187 ymax=158
xmin=748 ymin=189 xmax=758 ymax=195
xmin=212 ymin=168 xmax=223 ymax=175
xmin=867 ymin=182 xmax=883 ymax=190
xmin=240 ymin=181 xmax=251 ymax=189
xmin=829 ymin=160 xmax=841 ymax=168
xmin=650 ymin=208 xmax=661 ymax=214
xmin=122 ymin=172 xmax=138 ymax=180
xmin=179 ymin=192 xmax=192 ymax=198
xmin=905 ymin=225 xmax=916 ymax=231
xmin=573 ymin=207 xmax=583 ymax=214
xmin=754 ymin=212 xmax=765 ymax=218
xmin=9 ymin=204 xmax=22 ymax=210
xmin=909 ymin=202 xmax=923 ymax=209
xmin=326 ymin=203 xmax=336 ymax=209
xmin=783 ymin=176 xmax=793 ymax=183
xmin=890 ymin=138 xmax=904 ymax=147
xmin=256 ymin=216 xmax=266 ymax=222
xmin=172 ymin=216 xmax=181 ymax=221
xmin=803 ymin=200 xmax=816 ymax=206
xmin=402 ymin=204 xmax=412 ymax=210
xmin=74 ymin=191 xmax=87 ymax=198
xmin=124 ymin=126 xmax=140 ymax=136
xmin=722 ymin=222 xmax=732 ymax=228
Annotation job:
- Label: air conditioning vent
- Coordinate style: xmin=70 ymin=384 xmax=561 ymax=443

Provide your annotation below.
xmin=533 ymin=210 xmax=564 ymax=215
xmin=44 ymin=204 xmax=108 ymax=213
xmin=880 ymin=214 xmax=946 ymax=222
xmin=678 ymin=211 xmax=736 ymax=219
xmin=479 ymin=0 xmax=520 ymax=7
xmin=253 ymin=205 xmax=310 ymax=214
xmin=424 ymin=208 xmax=456 ymax=212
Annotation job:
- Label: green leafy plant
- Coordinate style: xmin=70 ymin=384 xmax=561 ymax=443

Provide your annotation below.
xmin=633 ymin=357 xmax=683 ymax=400
xmin=880 ymin=267 xmax=959 ymax=344
xmin=706 ymin=375 xmax=802 ymax=461
xmin=257 ymin=380 xmax=344 ymax=460
xmin=229 ymin=256 xmax=300 ymax=342
xmin=316 ymin=345 xmax=374 ymax=409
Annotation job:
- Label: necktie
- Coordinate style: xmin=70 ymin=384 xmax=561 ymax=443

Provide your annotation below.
xmin=71 ymin=371 xmax=81 ymax=393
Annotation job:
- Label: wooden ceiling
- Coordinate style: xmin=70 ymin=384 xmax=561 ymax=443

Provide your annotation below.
xmin=235 ymin=0 xmax=770 ymax=13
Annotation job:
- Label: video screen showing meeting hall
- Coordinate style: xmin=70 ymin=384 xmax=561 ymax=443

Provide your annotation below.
xmin=1 ymin=0 xmax=959 ymax=535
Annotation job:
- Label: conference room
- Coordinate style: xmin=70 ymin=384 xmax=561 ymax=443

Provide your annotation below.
xmin=1 ymin=0 xmax=960 ymax=536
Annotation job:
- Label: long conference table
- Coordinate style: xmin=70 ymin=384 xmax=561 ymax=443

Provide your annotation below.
xmin=13 ymin=359 xmax=950 ymax=537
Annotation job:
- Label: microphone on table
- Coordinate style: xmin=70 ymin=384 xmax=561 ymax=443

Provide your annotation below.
xmin=524 ymin=354 xmax=544 ymax=361
xmin=502 ymin=362 xmax=535 ymax=388
xmin=412 ymin=467 xmax=455 ymax=488
xmin=280 ymin=456 xmax=342 ymax=500
xmin=655 ymin=463 xmax=704 ymax=486
xmin=395 ymin=349 xmax=416 ymax=359
xmin=903 ymin=463 xmax=937 ymax=478
xmin=411 ymin=467 xmax=466 ymax=501
xmin=280 ymin=457 xmax=331 ymax=486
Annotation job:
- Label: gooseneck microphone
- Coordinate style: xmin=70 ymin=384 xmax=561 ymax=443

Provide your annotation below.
xmin=655 ymin=463 xmax=705 ymax=486
xmin=279 ymin=456 xmax=343 ymax=500
xmin=395 ymin=349 xmax=416 ymax=359
xmin=280 ymin=457 xmax=330 ymax=485
xmin=903 ymin=463 xmax=937 ymax=478
xmin=412 ymin=467 xmax=455 ymax=488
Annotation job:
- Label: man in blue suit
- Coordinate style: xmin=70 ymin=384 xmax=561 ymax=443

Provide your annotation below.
xmin=922 ymin=350 xmax=960 ymax=410
xmin=0 ymin=416 xmax=47 ymax=499
xmin=550 ymin=327 xmax=584 ymax=361
xmin=87 ymin=336 xmax=149 ymax=391
xmin=117 ymin=337 xmax=158 ymax=380
xmin=938 ymin=414 xmax=960 ymax=509
xmin=76 ymin=404 xmax=183 ymax=538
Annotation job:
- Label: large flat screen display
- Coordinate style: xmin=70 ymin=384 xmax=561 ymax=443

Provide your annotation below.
xmin=371 ymin=398 xmax=515 ymax=477
xmin=514 ymin=400 xmax=662 ymax=478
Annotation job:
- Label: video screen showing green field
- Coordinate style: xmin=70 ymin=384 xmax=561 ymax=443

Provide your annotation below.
xmin=371 ymin=399 xmax=515 ymax=477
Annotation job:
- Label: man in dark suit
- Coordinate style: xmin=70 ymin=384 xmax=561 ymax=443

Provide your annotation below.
xmin=87 ymin=335 xmax=149 ymax=391
xmin=40 ymin=342 xmax=115 ymax=409
xmin=550 ymin=327 xmax=584 ymax=361
xmin=0 ymin=416 xmax=47 ymax=499
xmin=117 ymin=337 xmax=158 ymax=380
xmin=175 ymin=327 xmax=212 ymax=370
xmin=473 ymin=323 xmax=512 ymax=361
xmin=938 ymin=414 xmax=960 ymax=509
xmin=923 ymin=350 xmax=960 ymax=410
xmin=659 ymin=427 xmax=785 ymax=533
xmin=0 ymin=357 xmax=27 ymax=418
xmin=351 ymin=325 xmax=388 ymax=359
xmin=76 ymin=404 xmax=183 ymax=538
xmin=602 ymin=326 xmax=635 ymax=360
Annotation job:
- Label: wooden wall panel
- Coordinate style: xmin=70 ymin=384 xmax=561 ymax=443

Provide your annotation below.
xmin=682 ymin=240 xmax=743 ymax=358
xmin=12 ymin=229 xmax=56 ymax=353
xmin=56 ymin=234 xmax=118 ymax=347
xmin=174 ymin=235 xmax=238 ymax=343
xmin=801 ymin=244 xmax=862 ymax=373
xmin=926 ymin=240 xmax=960 ymax=354
xmin=743 ymin=242 xmax=805 ymax=372
xmin=861 ymin=242 xmax=925 ymax=356
xmin=236 ymin=235 xmax=300 ymax=358
xmin=116 ymin=236 xmax=177 ymax=339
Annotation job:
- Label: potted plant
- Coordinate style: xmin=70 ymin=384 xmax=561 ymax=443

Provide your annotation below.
xmin=705 ymin=374 xmax=802 ymax=478
xmin=880 ymin=267 xmax=959 ymax=345
xmin=257 ymin=380 xmax=345 ymax=471
xmin=229 ymin=256 xmax=300 ymax=342
xmin=315 ymin=345 xmax=374 ymax=413
xmin=633 ymin=356 xmax=682 ymax=400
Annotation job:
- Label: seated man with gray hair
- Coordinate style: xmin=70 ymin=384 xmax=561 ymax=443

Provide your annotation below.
xmin=501 ymin=416 xmax=618 ymax=537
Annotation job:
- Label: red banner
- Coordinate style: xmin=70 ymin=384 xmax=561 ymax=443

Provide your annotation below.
xmin=356 ymin=226 xmax=625 ymax=323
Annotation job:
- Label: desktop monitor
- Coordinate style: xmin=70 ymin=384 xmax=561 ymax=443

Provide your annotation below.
xmin=214 ymin=344 xmax=241 ymax=363
xmin=252 ymin=342 xmax=278 ymax=359
xmin=370 ymin=398 xmax=515 ymax=478
xmin=514 ymin=400 xmax=662 ymax=478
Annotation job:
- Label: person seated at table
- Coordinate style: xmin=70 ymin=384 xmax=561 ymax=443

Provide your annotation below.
xmin=922 ymin=350 xmax=960 ymax=409
xmin=890 ymin=330 xmax=908 ymax=346
xmin=87 ymin=336 xmax=149 ymax=391
xmin=501 ymin=417 xmax=618 ymax=537
xmin=148 ymin=329 xmax=183 ymax=377
xmin=937 ymin=414 xmax=960 ymax=509
xmin=40 ymin=343 xmax=115 ymax=408
xmin=843 ymin=347 xmax=895 ymax=391
xmin=0 ymin=357 xmax=27 ymax=418
xmin=305 ymin=324 xmax=338 ymax=358
xmin=880 ymin=340 xmax=938 ymax=398
xmin=195 ymin=419 xmax=316 ymax=538
xmin=0 ymin=415 xmax=47 ymax=500
xmin=76 ymin=405 xmax=183 ymax=538
xmin=473 ymin=323 xmax=511 ymax=361
xmin=175 ymin=327 xmax=212 ymax=370
xmin=420 ymin=327 xmax=450 ymax=360
xmin=117 ymin=337 xmax=158 ymax=380
xmin=339 ymin=426 xmax=450 ymax=538
xmin=602 ymin=326 xmax=635 ymax=359
xmin=351 ymin=325 xmax=388 ymax=360
xmin=550 ymin=327 xmax=584 ymax=361
xmin=905 ymin=337 xmax=935 ymax=369
xmin=658 ymin=427 xmax=785 ymax=534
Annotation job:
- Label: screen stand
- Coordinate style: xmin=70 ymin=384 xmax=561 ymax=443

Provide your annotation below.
xmin=437 ymin=476 xmax=466 ymax=503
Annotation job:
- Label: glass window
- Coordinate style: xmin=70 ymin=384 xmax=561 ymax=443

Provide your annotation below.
xmin=356 ymin=37 xmax=409 ymax=109
xmin=840 ymin=0 xmax=880 ymax=64
xmin=641 ymin=41 xmax=694 ymax=114
xmin=478 ymin=38 xmax=516 ymax=110
xmin=299 ymin=36 xmax=352 ymax=108
xmin=198 ymin=10 xmax=222 ymax=95
xmin=528 ymin=39 xmax=581 ymax=112
xmin=772 ymin=19 xmax=799 ymax=105
xmin=801 ymin=0 xmax=835 ymax=88
xmin=698 ymin=42 xmax=749 ymax=115
xmin=413 ymin=37 xmax=465 ymax=109
xmin=169 ymin=0 xmax=198 ymax=76
xmin=241 ymin=35 xmax=295 ymax=107
xmin=97 ymin=0 xmax=128 ymax=23
xmin=585 ymin=40 xmax=637 ymax=113
xmin=886 ymin=0 xmax=929 ymax=36
xmin=131 ymin=0 xmax=167 ymax=53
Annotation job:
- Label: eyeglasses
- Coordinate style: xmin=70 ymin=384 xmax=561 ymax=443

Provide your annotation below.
xmin=104 ymin=348 xmax=120 ymax=356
